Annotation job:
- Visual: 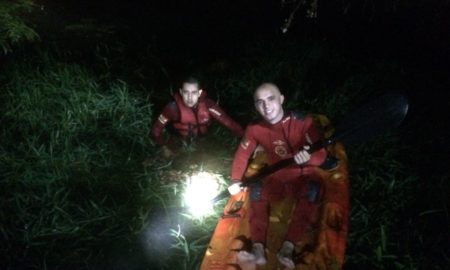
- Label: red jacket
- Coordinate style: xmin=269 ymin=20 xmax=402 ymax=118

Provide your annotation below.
xmin=150 ymin=91 xmax=244 ymax=145
xmin=231 ymin=112 xmax=327 ymax=180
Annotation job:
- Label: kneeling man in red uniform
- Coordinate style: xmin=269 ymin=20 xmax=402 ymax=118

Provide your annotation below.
xmin=228 ymin=83 xmax=328 ymax=268
xmin=150 ymin=77 xmax=244 ymax=157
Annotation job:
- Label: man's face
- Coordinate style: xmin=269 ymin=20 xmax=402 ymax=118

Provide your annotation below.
xmin=180 ymin=82 xmax=202 ymax=108
xmin=254 ymin=84 xmax=285 ymax=124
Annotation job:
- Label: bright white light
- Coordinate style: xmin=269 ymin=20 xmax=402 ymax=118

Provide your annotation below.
xmin=183 ymin=171 xmax=220 ymax=218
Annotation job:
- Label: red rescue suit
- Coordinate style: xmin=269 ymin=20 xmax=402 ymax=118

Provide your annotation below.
xmin=231 ymin=112 xmax=327 ymax=244
xmin=150 ymin=91 xmax=243 ymax=146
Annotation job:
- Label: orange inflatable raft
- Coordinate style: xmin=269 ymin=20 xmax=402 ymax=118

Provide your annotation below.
xmin=200 ymin=142 xmax=349 ymax=270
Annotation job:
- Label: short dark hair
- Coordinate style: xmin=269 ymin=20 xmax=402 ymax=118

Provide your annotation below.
xmin=181 ymin=76 xmax=201 ymax=88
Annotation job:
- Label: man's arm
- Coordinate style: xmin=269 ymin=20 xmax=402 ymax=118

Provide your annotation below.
xmin=206 ymin=100 xmax=244 ymax=137
xmin=149 ymin=102 xmax=179 ymax=146
xmin=228 ymin=128 xmax=258 ymax=195
xmin=295 ymin=116 xmax=327 ymax=166
xmin=230 ymin=127 xmax=258 ymax=181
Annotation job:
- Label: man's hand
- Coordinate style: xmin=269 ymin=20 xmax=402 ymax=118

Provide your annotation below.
xmin=293 ymin=145 xmax=311 ymax=165
xmin=228 ymin=181 xmax=243 ymax=195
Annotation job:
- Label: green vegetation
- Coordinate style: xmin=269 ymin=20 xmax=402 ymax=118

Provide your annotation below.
xmin=0 ymin=52 xmax=236 ymax=269
xmin=0 ymin=55 xmax=155 ymax=268
xmin=1 ymin=19 xmax=448 ymax=270
xmin=0 ymin=0 xmax=39 ymax=54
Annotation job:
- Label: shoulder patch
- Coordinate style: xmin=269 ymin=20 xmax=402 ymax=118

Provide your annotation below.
xmin=158 ymin=114 xmax=168 ymax=124
xmin=282 ymin=116 xmax=291 ymax=124
xmin=240 ymin=137 xmax=250 ymax=150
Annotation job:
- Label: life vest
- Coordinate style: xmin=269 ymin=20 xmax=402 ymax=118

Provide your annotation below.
xmin=172 ymin=92 xmax=210 ymax=137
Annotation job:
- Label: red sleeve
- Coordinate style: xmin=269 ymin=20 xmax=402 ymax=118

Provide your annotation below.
xmin=301 ymin=116 xmax=327 ymax=166
xmin=149 ymin=102 xmax=179 ymax=146
xmin=230 ymin=126 xmax=258 ymax=181
xmin=206 ymin=99 xmax=244 ymax=137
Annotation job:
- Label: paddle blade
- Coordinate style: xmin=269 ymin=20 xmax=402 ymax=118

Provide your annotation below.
xmin=333 ymin=93 xmax=409 ymax=146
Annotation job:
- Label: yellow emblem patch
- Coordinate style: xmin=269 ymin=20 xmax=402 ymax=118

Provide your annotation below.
xmin=274 ymin=145 xmax=288 ymax=157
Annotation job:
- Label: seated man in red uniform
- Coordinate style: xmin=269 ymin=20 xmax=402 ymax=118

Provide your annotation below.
xmin=228 ymin=83 xmax=328 ymax=268
xmin=150 ymin=77 xmax=244 ymax=157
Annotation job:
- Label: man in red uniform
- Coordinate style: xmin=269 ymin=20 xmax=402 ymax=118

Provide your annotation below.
xmin=150 ymin=77 xmax=244 ymax=157
xmin=228 ymin=83 xmax=328 ymax=268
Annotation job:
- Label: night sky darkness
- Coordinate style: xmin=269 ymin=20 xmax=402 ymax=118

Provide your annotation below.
xmin=3 ymin=0 xmax=450 ymax=269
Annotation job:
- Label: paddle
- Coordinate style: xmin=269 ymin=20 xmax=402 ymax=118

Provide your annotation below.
xmin=213 ymin=93 xmax=409 ymax=202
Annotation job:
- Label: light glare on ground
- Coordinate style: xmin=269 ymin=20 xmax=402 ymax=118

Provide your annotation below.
xmin=183 ymin=171 xmax=220 ymax=218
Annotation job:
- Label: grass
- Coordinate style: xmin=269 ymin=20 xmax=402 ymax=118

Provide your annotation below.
xmin=344 ymin=135 xmax=419 ymax=269
xmin=0 ymin=52 xmax=237 ymax=269
xmin=0 ymin=55 xmax=156 ymax=269
xmin=0 ymin=0 xmax=39 ymax=54
xmin=1 ymin=38 xmax=448 ymax=270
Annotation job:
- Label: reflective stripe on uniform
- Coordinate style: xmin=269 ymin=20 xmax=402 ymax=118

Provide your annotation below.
xmin=305 ymin=133 xmax=312 ymax=145
xmin=158 ymin=114 xmax=168 ymax=124
xmin=240 ymin=137 xmax=250 ymax=150
xmin=208 ymin=107 xmax=222 ymax=116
